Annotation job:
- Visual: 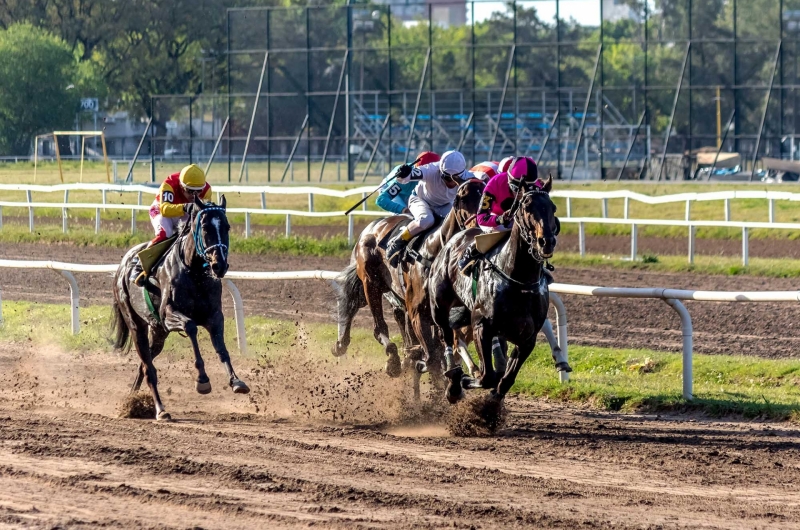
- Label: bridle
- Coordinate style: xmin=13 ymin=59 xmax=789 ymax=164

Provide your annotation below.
xmin=192 ymin=206 xmax=229 ymax=263
xmin=514 ymin=187 xmax=556 ymax=262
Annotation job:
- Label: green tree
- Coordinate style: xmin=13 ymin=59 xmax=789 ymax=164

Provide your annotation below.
xmin=0 ymin=23 xmax=102 ymax=155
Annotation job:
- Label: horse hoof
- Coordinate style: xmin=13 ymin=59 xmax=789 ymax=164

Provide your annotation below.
xmin=555 ymin=361 xmax=573 ymax=373
xmin=196 ymin=381 xmax=212 ymax=394
xmin=385 ymin=355 xmax=402 ymax=378
xmin=331 ymin=341 xmax=347 ymax=358
xmin=231 ymin=380 xmax=250 ymax=394
xmin=415 ymin=361 xmax=428 ymax=374
xmin=445 ymin=380 xmax=464 ymax=405
xmin=157 ymin=411 xmax=172 ymax=422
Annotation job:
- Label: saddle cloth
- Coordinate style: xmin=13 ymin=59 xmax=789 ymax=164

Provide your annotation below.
xmin=137 ymin=236 xmax=178 ymax=276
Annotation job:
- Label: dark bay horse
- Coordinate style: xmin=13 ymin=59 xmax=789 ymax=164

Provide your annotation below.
xmin=111 ymin=196 xmax=249 ymax=420
xmin=429 ymin=176 xmax=570 ymax=404
xmin=331 ymin=179 xmax=485 ymax=382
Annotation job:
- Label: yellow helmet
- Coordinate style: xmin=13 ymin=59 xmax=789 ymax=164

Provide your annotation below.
xmin=179 ymin=164 xmax=206 ymax=191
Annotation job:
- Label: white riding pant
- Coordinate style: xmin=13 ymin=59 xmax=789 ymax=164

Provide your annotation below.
xmin=407 ymin=194 xmax=452 ymax=235
xmin=150 ymin=213 xmax=188 ymax=238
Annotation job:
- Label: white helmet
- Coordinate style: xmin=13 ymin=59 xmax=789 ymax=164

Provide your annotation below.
xmin=498 ymin=156 xmax=514 ymax=174
xmin=439 ymin=150 xmax=467 ymax=181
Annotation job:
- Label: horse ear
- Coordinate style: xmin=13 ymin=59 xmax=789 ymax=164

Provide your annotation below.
xmin=194 ymin=194 xmax=205 ymax=210
xmin=220 ymin=194 xmax=227 ymax=210
xmin=541 ymin=174 xmax=553 ymax=193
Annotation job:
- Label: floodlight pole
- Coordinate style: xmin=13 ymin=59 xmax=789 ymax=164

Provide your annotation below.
xmin=489 ymin=45 xmax=516 ymax=161
xmin=405 ymin=47 xmax=431 ymax=163
xmin=239 ymin=51 xmax=269 ymax=183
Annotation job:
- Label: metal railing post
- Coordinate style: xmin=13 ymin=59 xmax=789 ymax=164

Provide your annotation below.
xmin=223 ymin=279 xmax=247 ymax=354
xmin=280 ymin=115 xmax=309 ymax=182
xmin=664 ymin=298 xmax=693 ymax=400
xmin=685 ymin=200 xmax=691 ymax=221
xmin=569 ymin=44 xmax=602 ymax=180
xmin=566 ymin=197 xmax=572 ymax=218
xmin=308 ymin=193 xmax=314 ymax=212
xmin=489 ymin=45 xmax=516 ymax=160
xmin=27 ymin=190 xmax=33 ymax=233
xmin=623 ymin=197 xmax=630 ymax=219
xmin=131 ymin=210 xmax=137 ymax=234
xmin=319 ymin=50 xmax=349 ymax=182
xmin=688 ymin=225 xmax=696 ymax=264
xmin=549 ymin=293 xmax=569 ymax=383
xmin=617 ymin=111 xmax=645 ymax=181
xmin=285 ymin=214 xmax=292 ymax=237
xmin=95 ymin=208 xmax=101 ymax=234
xmin=62 ymin=190 xmax=69 ymax=233
xmin=579 ymin=222 xmax=586 ymax=257
xmin=657 ymin=43 xmax=691 ymax=181
xmin=405 ymin=47 xmax=432 ymax=163
xmin=751 ymin=41 xmax=782 ymax=181
xmin=769 ymin=198 xmax=775 ymax=222
xmin=724 ymin=198 xmax=731 ymax=221
xmin=245 ymin=213 xmax=251 ymax=238
xmin=742 ymin=226 xmax=749 ymax=266
xmin=630 ymin=223 xmax=638 ymax=261
xmin=239 ymin=52 xmax=269 ymax=183
xmin=60 ymin=270 xmax=80 ymax=335
xmin=348 ymin=214 xmax=355 ymax=245
xmin=601 ymin=198 xmax=608 ymax=218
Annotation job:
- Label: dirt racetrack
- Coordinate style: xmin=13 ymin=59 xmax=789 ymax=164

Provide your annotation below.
xmin=3 ymin=241 xmax=800 ymax=358
xmin=1 ymin=340 xmax=800 ymax=529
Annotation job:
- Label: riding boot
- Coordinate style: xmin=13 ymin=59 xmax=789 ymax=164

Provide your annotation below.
xmin=458 ymin=242 xmax=483 ymax=276
xmin=130 ymin=257 xmax=146 ymax=287
xmin=385 ymin=235 xmax=410 ymax=267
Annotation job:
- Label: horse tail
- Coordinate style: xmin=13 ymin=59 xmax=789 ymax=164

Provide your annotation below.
xmin=332 ymin=263 xmax=366 ymax=324
xmin=111 ymin=298 xmax=132 ymax=353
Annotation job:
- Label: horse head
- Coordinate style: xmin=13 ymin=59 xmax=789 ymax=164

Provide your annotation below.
xmin=515 ymin=175 xmax=559 ymax=260
xmin=453 ymin=178 xmax=486 ymax=229
xmin=189 ymin=194 xmax=230 ymax=279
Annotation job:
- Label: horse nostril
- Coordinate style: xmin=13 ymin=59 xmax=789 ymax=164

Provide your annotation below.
xmin=537 ymin=237 xmax=546 ymax=247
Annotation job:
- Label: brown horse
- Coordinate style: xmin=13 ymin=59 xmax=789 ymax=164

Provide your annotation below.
xmin=429 ymin=176 xmax=571 ymax=404
xmin=331 ymin=180 xmax=485 ymax=382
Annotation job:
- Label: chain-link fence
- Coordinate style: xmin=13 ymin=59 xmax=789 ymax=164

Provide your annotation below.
xmin=149 ymin=0 xmax=800 ymax=183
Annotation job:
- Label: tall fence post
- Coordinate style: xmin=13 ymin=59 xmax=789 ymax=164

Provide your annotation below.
xmin=688 ymin=225 xmax=696 ymax=264
xmin=742 ymin=227 xmax=749 ymax=266
xmin=348 ymin=215 xmax=355 ymax=245
xmin=579 ymin=222 xmax=586 ymax=257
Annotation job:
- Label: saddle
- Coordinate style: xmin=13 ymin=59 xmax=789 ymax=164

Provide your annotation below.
xmin=380 ymin=216 xmax=443 ymax=268
xmin=137 ymin=236 xmax=178 ymax=280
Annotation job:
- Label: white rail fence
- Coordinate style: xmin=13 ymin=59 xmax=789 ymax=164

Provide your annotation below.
xmin=2 ymin=259 xmax=800 ymax=400
xmin=1 ymin=184 xmax=800 ymax=259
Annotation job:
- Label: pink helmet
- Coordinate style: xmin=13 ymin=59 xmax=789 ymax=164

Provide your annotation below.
xmin=498 ymin=156 xmax=515 ymax=174
xmin=507 ymin=156 xmax=538 ymax=193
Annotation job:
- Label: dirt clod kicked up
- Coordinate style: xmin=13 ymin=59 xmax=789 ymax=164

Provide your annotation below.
xmin=118 ymin=392 xmax=156 ymax=419
xmin=447 ymin=392 xmax=508 ymax=437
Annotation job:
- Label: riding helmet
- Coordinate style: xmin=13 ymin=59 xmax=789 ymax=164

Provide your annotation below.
xmin=415 ymin=151 xmax=441 ymax=167
xmin=439 ymin=150 xmax=467 ymax=180
xmin=179 ymin=164 xmax=206 ymax=191
xmin=507 ymin=156 xmax=538 ymax=193
xmin=498 ymin=156 xmax=515 ymax=174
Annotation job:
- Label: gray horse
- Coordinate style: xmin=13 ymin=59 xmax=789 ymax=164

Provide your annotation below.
xmin=111 ymin=195 xmax=249 ymax=420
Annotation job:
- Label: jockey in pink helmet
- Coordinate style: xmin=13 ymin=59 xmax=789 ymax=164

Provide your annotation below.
xmin=458 ymin=156 xmax=545 ymax=275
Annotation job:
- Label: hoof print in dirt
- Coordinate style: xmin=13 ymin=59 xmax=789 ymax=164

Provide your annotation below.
xmin=447 ymin=393 xmax=507 ymax=437
xmin=118 ymin=392 xmax=156 ymax=419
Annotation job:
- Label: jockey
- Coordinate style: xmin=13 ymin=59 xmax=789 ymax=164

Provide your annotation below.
xmin=497 ymin=156 xmax=514 ymax=174
xmin=384 ymin=150 xmax=468 ymax=265
xmin=375 ymin=151 xmax=440 ymax=214
xmin=457 ymin=156 xmax=540 ymax=275
xmin=469 ymin=160 xmax=499 ymax=182
xmin=130 ymin=164 xmax=212 ymax=285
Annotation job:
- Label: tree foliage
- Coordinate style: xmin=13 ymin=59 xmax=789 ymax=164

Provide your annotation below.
xmin=0 ymin=23 xmax=101 ymax=154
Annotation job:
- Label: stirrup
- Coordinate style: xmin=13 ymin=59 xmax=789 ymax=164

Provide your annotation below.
xmin=133 ymin=271 xmax=147 ymax=287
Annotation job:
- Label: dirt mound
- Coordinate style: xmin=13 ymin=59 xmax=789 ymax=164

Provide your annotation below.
xmin=118 ymin=392 xmax=155 ymax=419
xmin=447 ymin=392 xmax=508 ymax=437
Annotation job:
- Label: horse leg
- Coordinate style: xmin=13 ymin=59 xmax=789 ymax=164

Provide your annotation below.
xmin=433 ymin=302 xmax=464 ymax=403
xmin=205 ymin=312 xmax=250 ymax=394
xmin=472 ymin=319 xmax=500 ymax=390
xmin=332 ymin=264 xmax=365 ymax=358
xmin=130 ymin=326 xmax=169 ymax=420
xmin=163 ymin=308 xmax=211 ymax=395
xmin=131 ymin=329 xmax=167 ymax=393
xmin=541 ymin=318 xmax=572 ymax=372
xmin=363 ymin=279 xmax=401 ymax=377
xmin=455 ymin=334 xmax=479 ymax=377
xmin=495 ymin=338 xmax=536 ymax=399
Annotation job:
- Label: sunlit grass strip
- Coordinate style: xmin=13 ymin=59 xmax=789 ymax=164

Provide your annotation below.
xmin=2 ymin=300 xmax=798 ymax=422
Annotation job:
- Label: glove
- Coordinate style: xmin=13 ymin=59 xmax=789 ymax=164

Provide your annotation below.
xmin=395 ymin=164 xmax=413 ymax=179
xmin=495 ymin=213 xmax=510 ymax=227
